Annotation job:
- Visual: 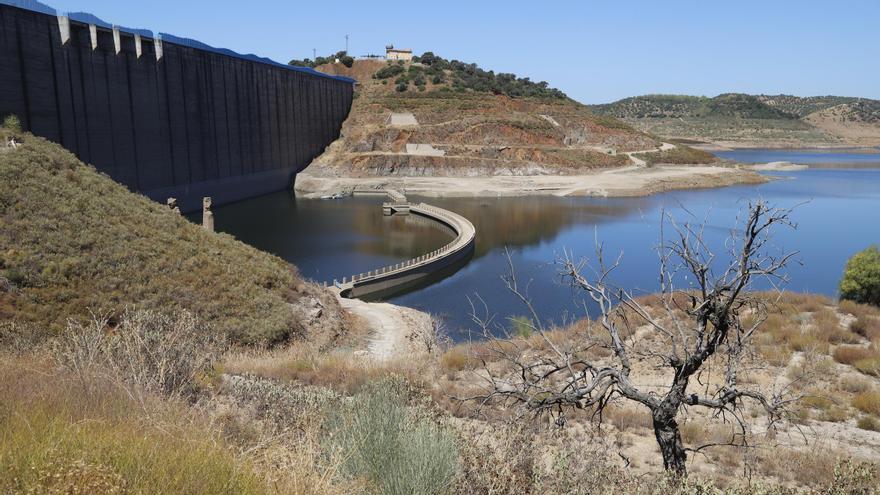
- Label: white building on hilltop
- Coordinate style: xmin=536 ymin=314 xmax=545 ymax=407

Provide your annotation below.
xmin=385 ymin=44 xmax=413 ymax=62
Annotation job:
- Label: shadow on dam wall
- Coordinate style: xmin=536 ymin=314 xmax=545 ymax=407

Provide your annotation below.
xmin=0 ymin=2 xmax=354 ymax=211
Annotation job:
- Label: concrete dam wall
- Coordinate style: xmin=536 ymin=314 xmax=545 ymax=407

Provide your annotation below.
xmin=0 ymin=2 xmax=354 ymax=210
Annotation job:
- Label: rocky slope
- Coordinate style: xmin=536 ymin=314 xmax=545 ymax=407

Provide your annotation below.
xmin=308 ymin=60 xmax=717 ymax=178
xmin=591 ymin=94 xmax=880 ymax=147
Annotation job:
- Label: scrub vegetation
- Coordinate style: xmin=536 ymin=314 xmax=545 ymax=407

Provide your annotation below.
xmin=374 ymin=51 xmax=567 ymax=99
xmin=289 ymin=50 xmax=354 ymax=68
xmin=631 ymin=146 xmax=718 ymax=165
xmin=0 ymin=129 xmax=344 ymax=346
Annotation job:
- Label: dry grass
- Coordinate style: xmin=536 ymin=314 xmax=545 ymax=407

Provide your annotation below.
xmin=222 ymin=343 xmax=429 ymax=395
xmin=632 ymin=146 xmax=719 ymax=165
xmin=854 ymin=356 xmax=880 ymax=377
xmin=813 ymin=308 xmax=861 ymax=344
xmin=833 ymin=342 xmax=880 ymax=377
xmin=858 ymin=416 xmax=880 ymax=432
xmin=840 ymin=300 xmax=880 ymax=341
xmin=834 ymin=345 xmax=876 ymax=365
xmin=852 ymin=391 xmax=880 ymax=416
xmin=838 ymin=374 xmax=873 ymax=394
xmin=53 ymin=309 xmax=224 ymax=399
xmin=754 ymin=447 xmax=868 ymax=488
xmin=0 ymin=355 xmax=265 ymax=494
xmin=602 ymin=405 xmax=652 ymax=432
xmin=679 ymin=419 xmax=735 ymax=447
xmin=440 ymin=344 xmax=482 ymax=372
xmin=759 ymin=343 xmax=793 ymax=366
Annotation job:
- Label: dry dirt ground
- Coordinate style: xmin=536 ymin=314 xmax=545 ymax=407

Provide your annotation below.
xmin=311 ymin=60 xmax=713 ymax=179
xmin=295 ymin=164 xmax=766 ymax=199
xmin=336 ymin=293 xmax=433 ymax=360
xmin=334 ymin=293 xmax=880 ymax=489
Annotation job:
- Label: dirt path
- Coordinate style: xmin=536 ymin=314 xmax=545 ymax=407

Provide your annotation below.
xmin=337 ymin=293 xmax=433 ymax=360
xmin=624 ymin=142 xmax=676 ymax=166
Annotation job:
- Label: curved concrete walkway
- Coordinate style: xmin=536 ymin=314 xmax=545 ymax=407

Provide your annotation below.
xmin=332 ymin=191 xmax=475 ymax=299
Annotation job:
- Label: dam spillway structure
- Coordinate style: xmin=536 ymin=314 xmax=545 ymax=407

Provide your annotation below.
xmin=0 ymin=0 xmax=355 ymax=211
xmin=332 ymin=190 xmax=477 ymax=300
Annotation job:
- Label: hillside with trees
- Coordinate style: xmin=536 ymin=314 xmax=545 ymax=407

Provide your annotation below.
xmin=307 ymin=55 xmax=723 ymax=179
xmin=289 ymin=50 xmax=354 ymax=68
xmin=591 ymin=94 xmax=880 ymax=147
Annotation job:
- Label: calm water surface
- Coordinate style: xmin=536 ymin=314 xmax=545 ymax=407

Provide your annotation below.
xmin=213 ymin=167 xmax=880 ymax=341
xmin=715 ymin=148 xmax=880 ymax=165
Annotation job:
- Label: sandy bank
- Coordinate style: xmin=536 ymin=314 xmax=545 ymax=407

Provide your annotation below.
xmin=295 ymin=165 xmax=766 ymax=199
xmin=747 ymin=161 xmax=809 ymax=171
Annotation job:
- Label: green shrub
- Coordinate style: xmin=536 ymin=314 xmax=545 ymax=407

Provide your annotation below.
xmin=407 ymin=52 xmax=566 ymax=99
xmin=840 ymin=246 xmax=880 ymax=306
xmin=857 ymin=415 xmax=880 ymax=432
xmin=328 ymin=380 xmax=458 ymax=495
xmin=631 ymin=146 xmax=718 ymax=165
xmin=375 ymin=64 xmax=405 ymax=80
xmin=2 ymin=114 xmax=21 ymax=132
xmin=509 ymin=315 xmax=534 ymax=338
xmin=395 ymin=82 xmax=408 ymax=93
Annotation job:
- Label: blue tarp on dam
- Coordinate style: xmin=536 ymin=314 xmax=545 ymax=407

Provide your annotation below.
xmin=0 ymin=0 xmax=355 ymax=210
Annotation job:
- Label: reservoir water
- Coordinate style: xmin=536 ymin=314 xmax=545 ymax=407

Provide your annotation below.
xmin=714 ymin=147 xmax=880 ymax=166
xmin=212 ymin=165 xmax=880 ymax=341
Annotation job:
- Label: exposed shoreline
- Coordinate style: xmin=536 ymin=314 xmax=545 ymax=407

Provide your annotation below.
xmin=296 ymin=165 xmax=767 ymax=199
xmin=746 ymin=161 xmax=810 ymax=171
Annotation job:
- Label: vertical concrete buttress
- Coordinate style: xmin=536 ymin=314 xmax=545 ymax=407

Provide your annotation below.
xmin=89 ymin=24 xmax=97 ymax=49
xmin=134 ymin=34 xmax=142 ymax=58
xmin=112 ymin=27 xmax=121 ymax=54
xmin=56 ymin=15 xmax=70 ymax=45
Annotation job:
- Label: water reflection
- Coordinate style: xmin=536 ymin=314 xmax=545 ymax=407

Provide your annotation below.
xmin=407 ymin=196 xmax=648 ymax=258
xmin=212 ymin=168 xmax=880 ymax=341
xmin=205 ymin=192 xmax=453 ymax=284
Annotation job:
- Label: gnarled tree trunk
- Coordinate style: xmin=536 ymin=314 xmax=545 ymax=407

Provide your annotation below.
xmin=652 ymin=411 xmax=687 ymax=475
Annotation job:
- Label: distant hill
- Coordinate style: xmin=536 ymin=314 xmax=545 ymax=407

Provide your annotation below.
xmin=591 ymin=94 xmax=797 ymax=120
xmin=307 ymin=57 xmax=717 ymax=178
xmin=757 ymin=95 xmax=880 ymax=121
xmin=590 ymin=94 xmax=880 ymax=147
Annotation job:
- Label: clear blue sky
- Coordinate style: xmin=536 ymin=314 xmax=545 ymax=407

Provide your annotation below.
xmin=48 ymin=0 xmax=880 ymax=104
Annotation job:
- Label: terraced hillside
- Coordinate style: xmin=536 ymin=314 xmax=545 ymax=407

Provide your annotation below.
xmin=592 ymin=94 xmax=880 ymax=147
xmin=309 ymin=59 xmax=716 ymax=178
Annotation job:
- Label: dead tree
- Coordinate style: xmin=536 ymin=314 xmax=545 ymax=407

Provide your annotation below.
xmin=468 ymin=200 xmax=802 ymax=475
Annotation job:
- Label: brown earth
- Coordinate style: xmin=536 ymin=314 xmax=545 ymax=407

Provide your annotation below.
xmin=309 ymin=60 xmax=719 ymax=178
xmin=804 ymin=103 xmax=880 ymax=146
